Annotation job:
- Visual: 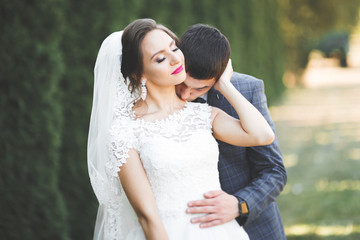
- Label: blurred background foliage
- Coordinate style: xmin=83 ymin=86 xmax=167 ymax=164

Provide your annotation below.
xmin=279 ymin=0 xmax=360 ymax=84
xmin=1 ymin=0 xmax=359 ymax=239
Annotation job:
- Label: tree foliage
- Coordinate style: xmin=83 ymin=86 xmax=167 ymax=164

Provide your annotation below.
xmin=279 ymin=0 xmax=360 ymax=76
xmin=0 ymin=0 xmax=69 ymax=239
xmin=57 ymin=0 xmax=119 ymax=239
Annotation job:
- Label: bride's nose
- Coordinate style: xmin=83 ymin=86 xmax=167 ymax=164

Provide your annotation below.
xmin=170 ymin=52 xmax=181 ymax=65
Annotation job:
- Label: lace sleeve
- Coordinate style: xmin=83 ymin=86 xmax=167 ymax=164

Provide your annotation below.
xmin=202 ymin=103 xmax=213 ymax=130
xmin=107 ymin=119 xmax=138 ymax=176
xmin=189 ymin=102 xmax=213 ymax=131
xmin=106 ymin=118 xmax=139 ymax=195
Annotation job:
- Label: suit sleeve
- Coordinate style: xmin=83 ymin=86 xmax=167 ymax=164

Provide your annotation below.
xmin=234 ymin=80 xmax=287 ymax=225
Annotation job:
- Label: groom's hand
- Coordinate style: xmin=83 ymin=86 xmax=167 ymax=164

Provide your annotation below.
xmin=213 ymin=59 xmax=233 ymax=92
xmin=186 ymin=190 xmax=240 ymax=228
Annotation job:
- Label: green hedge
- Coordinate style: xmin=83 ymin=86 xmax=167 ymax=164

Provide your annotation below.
xmin=57 ymin=0 xmax=117 ymax=239
xmin=0 ymin=0 xmax=69 ymax=239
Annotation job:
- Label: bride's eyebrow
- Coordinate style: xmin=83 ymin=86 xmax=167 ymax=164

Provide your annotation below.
xmin=150 ymin=40 xmax=175 ymax=60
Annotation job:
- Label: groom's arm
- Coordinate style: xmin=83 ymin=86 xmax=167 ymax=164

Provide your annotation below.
xmin=187 ymin=76 xmax=287 ymax=228
xmin=232 ymin=79 xmax=286 ymax=225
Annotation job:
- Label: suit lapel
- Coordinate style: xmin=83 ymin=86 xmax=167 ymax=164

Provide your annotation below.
xmin=207 ymin=88 xmax=224 ymax=107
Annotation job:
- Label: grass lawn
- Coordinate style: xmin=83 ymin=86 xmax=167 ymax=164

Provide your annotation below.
xmin=270 ymin=81 xmax=360 ymax=239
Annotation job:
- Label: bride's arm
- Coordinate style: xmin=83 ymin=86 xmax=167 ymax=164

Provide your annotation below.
xmin=211 ymin=60 xmax=274 ymax=147
xmin=119 ymin=148 xmax=168 ymax=240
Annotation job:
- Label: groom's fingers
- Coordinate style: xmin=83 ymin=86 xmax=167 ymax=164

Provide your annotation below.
xmin=204 ymin=190 xmax=223 ymax=198
xmin=187 ymin=189 xmax=224 ymax=207
xmin=186 ymin=205 xmax=216 ymax=214
xmin=190 ymin=212 xmax=228 ymax=228
xmin=200 ymin=219 xmax=223 ymax=228
xmin=187 ymin=198 xmax=214 ymax=207
xmin=190 ymin=213 xmax=225 ymax=228
xmin=190 ymin=212 xmax=218 ymax=224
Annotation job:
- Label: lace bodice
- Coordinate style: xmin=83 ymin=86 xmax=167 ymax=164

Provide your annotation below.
xmin=133 ymin=102 xmax=220 ymax=218
xmin=107 ymin=102 xmax=220 ymax=196
xmin=107 ymin=102 xmax=215 ymax=179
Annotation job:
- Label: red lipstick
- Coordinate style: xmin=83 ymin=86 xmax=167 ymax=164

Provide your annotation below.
xmin=171 ymin=65 xmax=183 ymax=75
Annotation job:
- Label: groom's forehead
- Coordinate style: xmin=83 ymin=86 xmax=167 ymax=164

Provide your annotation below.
xmin=184 ymin=76 xmax=216 ymax=89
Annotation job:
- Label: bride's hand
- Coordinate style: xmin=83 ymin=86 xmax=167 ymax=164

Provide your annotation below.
xmin=213 ymin=59 xmax=233 ymax=92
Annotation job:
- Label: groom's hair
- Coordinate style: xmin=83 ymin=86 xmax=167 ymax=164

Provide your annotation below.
xmin=180 ymin=24 xmax=230 ymax=82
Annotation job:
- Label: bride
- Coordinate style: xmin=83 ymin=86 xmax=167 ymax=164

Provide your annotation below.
xmin=88 ymin=18 xmax=274 ymax=240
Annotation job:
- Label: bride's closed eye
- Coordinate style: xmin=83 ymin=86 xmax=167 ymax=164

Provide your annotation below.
xmin=156 ymin=57 xmax=166 ymax=63
xmin=155 ymin=46 xmax=179 ymax=63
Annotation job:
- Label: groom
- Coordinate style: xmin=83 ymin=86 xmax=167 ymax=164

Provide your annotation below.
xmin=176 ymin=24 xmax=287 ymax=239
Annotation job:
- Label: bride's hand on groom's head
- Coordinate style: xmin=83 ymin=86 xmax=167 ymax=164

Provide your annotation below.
xmin=213 ymin=59 xmax=233 ymax=92
xmin=186 ymin=190 xmax=239 ymax=228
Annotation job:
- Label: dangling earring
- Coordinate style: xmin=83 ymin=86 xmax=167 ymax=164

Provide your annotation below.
xmin=141 ymin=79 xmax=147 ymax=101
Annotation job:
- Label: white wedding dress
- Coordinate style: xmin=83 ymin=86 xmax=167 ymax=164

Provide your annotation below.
xmin=95 ymin=101 xmax=249 ymax=239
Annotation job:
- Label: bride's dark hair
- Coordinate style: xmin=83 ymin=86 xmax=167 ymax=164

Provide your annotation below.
xmin=121 ymin=18 xmax=179 ymax=93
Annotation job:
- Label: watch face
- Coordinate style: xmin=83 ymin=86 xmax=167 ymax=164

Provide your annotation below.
xmin=240 ymin=202 xmax=249 ymax=214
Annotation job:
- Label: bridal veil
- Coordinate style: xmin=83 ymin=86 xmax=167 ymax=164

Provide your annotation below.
xmin=87 ymin=31 xmax=140 ymax=239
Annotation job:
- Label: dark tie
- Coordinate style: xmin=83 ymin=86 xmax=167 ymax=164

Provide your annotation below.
xmin=193 ymin=97 xmax=206 ymax=103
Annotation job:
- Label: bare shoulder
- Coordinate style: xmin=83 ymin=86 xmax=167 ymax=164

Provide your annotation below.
xmin=210 ymin=106 xmax=223 ymax=121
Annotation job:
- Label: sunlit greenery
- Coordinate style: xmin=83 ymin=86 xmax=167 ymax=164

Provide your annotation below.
xmin=279 ymin=0 xmax=360 ymax=83
xmin=272 ymin=78 xmax=360 ymax=240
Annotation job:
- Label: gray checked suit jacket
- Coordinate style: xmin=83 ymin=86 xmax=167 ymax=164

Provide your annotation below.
xmin=207 ymin=72 xmax=287 ymax=240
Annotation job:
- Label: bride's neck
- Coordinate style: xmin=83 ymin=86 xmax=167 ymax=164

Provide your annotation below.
xmin=144 ymin=86 xmax=184 ymax=113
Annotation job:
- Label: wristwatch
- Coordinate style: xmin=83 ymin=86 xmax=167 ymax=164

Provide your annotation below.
xmin=238 ymin=200 xmax=249 ymax=226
